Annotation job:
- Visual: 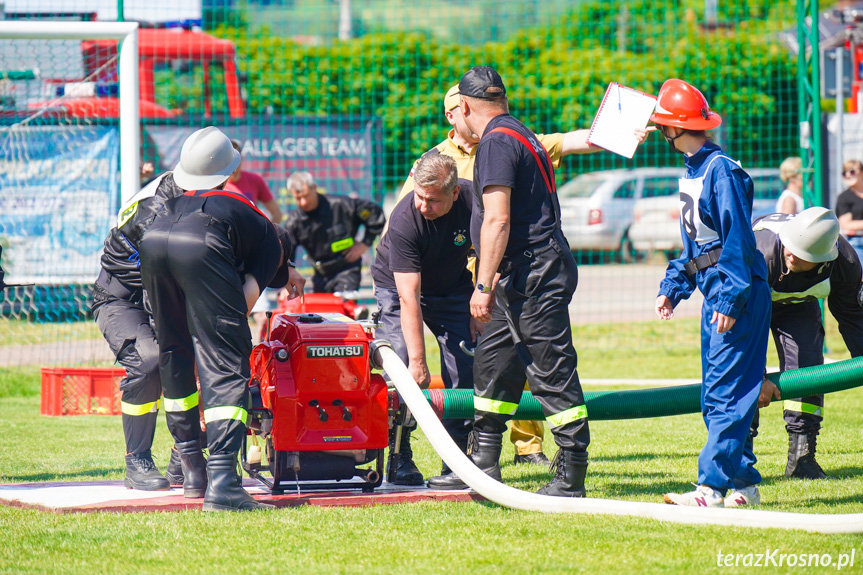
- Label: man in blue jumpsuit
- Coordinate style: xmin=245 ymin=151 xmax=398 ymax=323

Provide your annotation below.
xmin=652 ymin=79 xmax=771 ymax=508
xmin=747 ymin=208 xmax=863 ymax=491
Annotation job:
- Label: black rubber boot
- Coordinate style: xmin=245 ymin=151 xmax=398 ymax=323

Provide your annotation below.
xmin=514 ymin=452 xmax=551 ymax=466
xmin=164 ymin=448 xmax=184 ymax=486
xmin=202 ymin=452 xmax=275 ymax=512
xmin=124 ymin=450 xmax=170 ymax=491
xmin=536 ymin=449 xmax=588 ymax=497
xmin=427 ymin=430 xmax=502 ymax=490
xmin=386 ymin=427 xmax=424 ymax=486
xmin=786 ymin=432 xmax=831 ymax=480
xmin=166 ymin=433 xmax=208 ymax=486
xmin=176 ymin=439 xmax=208 ymax=498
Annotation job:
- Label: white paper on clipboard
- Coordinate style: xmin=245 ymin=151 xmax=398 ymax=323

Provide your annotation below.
xmin=586 ymin=82 xmax=657 ymax=159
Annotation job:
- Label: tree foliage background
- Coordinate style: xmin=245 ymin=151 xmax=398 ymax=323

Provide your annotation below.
xmin=198 ymin=0 xmax=800 ymax=192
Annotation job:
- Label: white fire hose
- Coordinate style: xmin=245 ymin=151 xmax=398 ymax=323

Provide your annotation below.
xmin=372 ymin=341 xmax=863 ymax=534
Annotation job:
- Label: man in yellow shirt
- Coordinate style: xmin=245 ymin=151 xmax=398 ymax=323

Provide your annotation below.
xmin=399 ymin=84 xmax=636 ymax=468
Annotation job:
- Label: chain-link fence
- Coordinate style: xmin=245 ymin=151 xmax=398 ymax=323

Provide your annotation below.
xmin=0 ymin=0 xmax=820 ymax=370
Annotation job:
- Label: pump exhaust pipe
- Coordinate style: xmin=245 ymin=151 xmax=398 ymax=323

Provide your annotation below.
xmin=359 ymin=468 xmax=380 ymax=484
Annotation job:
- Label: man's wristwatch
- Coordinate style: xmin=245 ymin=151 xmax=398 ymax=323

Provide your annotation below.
xmin=476 ymin=283 xmax=492 ymax=293
xmin=287 ymin=260 xmax=296 ymax=268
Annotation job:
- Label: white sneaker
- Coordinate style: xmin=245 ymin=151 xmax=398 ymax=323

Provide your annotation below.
xmin=725 ymin=485 xmax=761 ymax=508
xmin=664 ymin=484 xmax=724 ymax=507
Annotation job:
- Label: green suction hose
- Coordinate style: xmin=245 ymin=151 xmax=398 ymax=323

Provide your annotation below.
xmin=422 ymin=357 xmax=863 ymax=420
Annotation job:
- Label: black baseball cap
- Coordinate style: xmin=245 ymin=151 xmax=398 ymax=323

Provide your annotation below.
xmin=458 ymin=66 xmax=506 ymax=99
xmin=268 ymin=224 xmax=294 ymax=288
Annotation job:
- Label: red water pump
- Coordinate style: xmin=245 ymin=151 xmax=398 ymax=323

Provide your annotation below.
xmin=258 ymin=292 xmax=369 ymax=344
xmin=243 ymin=312 xmax=394 ymax=494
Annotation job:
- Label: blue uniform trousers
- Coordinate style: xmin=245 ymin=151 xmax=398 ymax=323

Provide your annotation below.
xmin=697 ymin=278 xmax=771 ymax=492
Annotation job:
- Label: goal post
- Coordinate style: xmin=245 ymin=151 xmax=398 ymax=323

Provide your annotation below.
xmin=0 ymin=20 xmax=139 ymax=366
xmin=0 ymin=20 xmax=140 ymax=203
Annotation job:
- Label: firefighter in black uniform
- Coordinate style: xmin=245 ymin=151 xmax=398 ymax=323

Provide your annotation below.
xmin=139 ymin=142 xmax=304 ymax=511
xmin=92 ymin=127 xmax=237 ymax=491
xmin=284 ymin=171 xmax=385 ymax=293
xmin=429 ymin=66 xmax=590 ymax=496
xmin=752 ymin=208 xmax=863 ymax=481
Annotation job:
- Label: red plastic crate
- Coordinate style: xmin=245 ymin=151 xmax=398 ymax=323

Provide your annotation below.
xmin=40 ymin=367 xmax=127 ymax=416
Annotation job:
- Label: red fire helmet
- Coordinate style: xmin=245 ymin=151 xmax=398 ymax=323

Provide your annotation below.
xmin=650 ymin=79 xmax=722 ymax=130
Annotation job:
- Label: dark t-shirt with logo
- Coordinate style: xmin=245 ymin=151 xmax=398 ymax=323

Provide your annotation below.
xmin=472 ymin=114 xmax=560 ymax=258
xmin=372 ymin=187 xmax=473 ymax=296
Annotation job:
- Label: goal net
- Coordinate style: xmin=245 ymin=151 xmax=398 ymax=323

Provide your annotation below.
xmin=0 ymin=21 xmax=138 ymax=367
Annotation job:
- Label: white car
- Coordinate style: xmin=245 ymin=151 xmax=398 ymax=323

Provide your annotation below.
xmin=628 ymin=168 xmax=783 ymax=258
xmin=557 ymin=168 xmax=684 ymax=262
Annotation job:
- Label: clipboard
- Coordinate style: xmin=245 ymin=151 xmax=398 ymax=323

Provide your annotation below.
xmin=586 ymin=82 xmax=657 ymax=159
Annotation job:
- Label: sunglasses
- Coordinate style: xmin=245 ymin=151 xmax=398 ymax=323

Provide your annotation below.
xmin=844 ymin=170 xmax=859 ymax=177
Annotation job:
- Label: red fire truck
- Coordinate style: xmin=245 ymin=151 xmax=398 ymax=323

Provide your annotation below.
xmin=29 ymin=28 xmax=246 ymax=119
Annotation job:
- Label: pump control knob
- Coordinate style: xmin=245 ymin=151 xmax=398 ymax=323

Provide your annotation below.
xmin=275 ymin=348 xmax=289 ymax=361
xmin=332 ymin=399 xmax=352 ymax=421
xmin=309 ymin=400 xmax=328 ymax=422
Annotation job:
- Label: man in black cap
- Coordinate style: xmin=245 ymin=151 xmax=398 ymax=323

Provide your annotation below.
xmin=140 ymin=174 xmax=305 ymax=512
xmin=429 ymin=66 xmax=590 ymax=497
xmin=397 ymin=84 xmax=652 ymax=470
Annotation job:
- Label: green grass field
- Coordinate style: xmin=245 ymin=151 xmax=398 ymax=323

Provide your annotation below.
xmin=1 ymin=317 xmax=861 ymax=574
xmin=0 ymin=320 xmax=101 ymax=347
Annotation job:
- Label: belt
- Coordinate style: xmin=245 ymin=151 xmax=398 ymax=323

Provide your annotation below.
xmin=498 ymin=236 xmax=560 ymax=276
xmin=314 ymin=255 xmax=353 ymax=277
xmin=683 ymin=248 xmax=723 ymax=276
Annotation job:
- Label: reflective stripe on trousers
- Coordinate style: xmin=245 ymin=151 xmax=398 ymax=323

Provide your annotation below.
xmin=783 ymin=400 xmax=822 ymax=417
xmin=163 ymin=391 xmax=199 ymax=412
xmin=204 ymin=405 xmax=249 ymax=425
xmin=121 ymin=398 xmax=161 ymax=416
xmin=473 ymin=396 xmax=519 ymax=415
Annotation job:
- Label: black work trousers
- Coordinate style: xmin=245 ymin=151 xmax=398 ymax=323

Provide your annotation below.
xmin=752 ymin=301 xmax=825 ymax=436
xmin=92 ymin=283 xmax=161 ymax=455
xmin=140 ymin=211 xmax=252 ymax=455
xmin=374 ymin=285 xmax=474 ymax=446
xmin=313 ymin=265 xmax=361 ymax=294
xmin=473 ymin=234 xmax=590 ymax=451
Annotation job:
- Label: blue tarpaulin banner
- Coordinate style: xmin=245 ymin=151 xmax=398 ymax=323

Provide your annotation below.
xmin=0 ymin=126 xmax=119 ymax=284
xmin=0 ymin=118 xmax=378 ymax=287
